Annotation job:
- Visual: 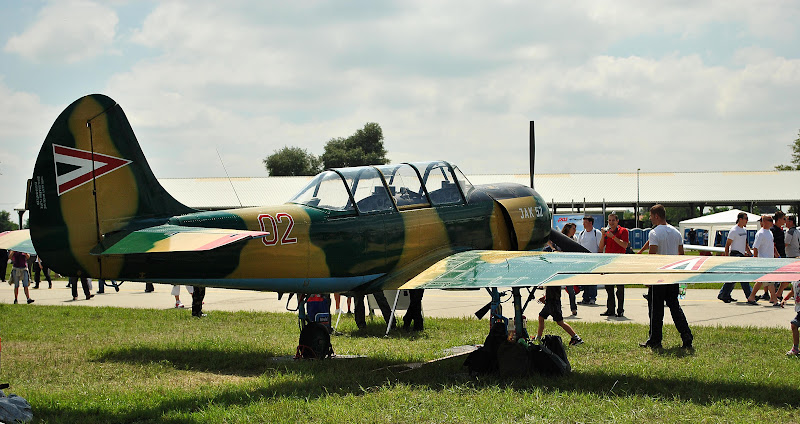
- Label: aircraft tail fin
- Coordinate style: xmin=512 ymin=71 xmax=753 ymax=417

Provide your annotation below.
xmin=28 ymin=94 xmax=195 ymax=278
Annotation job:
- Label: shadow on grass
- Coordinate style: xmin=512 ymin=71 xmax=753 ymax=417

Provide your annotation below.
xmin=70 ymin=342 xmax=797 ymax=422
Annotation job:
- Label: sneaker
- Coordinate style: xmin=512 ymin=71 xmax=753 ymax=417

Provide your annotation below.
xmin=175 ymin=302 xmax=184 ymax=308
xmin=746 ymin=299 xmax=758 ymax=305
xmin=13 ymin=299 xmax=18 ymax=304
xmin=27 ymin=298 xmax=34 ymax=304
xmin=615 ymin=312 xmax=624 ymax=318
xmin=773 ymin=302 xmax=783 ymax=307
xmin=761 ymin=293 xmax=771 ymax=300
xmin=588 ymin=299 xmax=596 ymax=305
xmin=639 ymin=341 xmax=662 ymax=349
xmin=571 ymin=309 xmax=578 ymax=316
xmin=600 ymin=310 xmax=614 ymax=316
xmin=569 ymin=336 xmax=583 ymax=346
xmin=787 ymin=347 xmax=800 ymax=356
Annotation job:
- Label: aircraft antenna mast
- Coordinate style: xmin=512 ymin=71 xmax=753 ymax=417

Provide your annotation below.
xmin=529 ymin=121 xmax=535 ymax=189
xmin=216 ymin=147 xmax=243 ymax=207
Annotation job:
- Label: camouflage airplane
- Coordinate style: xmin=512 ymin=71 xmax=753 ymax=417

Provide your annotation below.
xmin=4 ymin=93 xmax=800 ymax=343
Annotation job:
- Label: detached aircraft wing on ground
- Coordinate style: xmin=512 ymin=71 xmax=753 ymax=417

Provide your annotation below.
xmin=15 ymin=94 xmax=800 ymax=344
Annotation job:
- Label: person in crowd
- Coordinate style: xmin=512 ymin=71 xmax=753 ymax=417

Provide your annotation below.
xmin=780 ymin=280 xmax=799 ymax=356
xmin=536 ymin=284 xmax=583 ymax=346
xmin=639 ymin=204 xmax=693 ymax=350
xmin=717 ymin=212 xmax=753 ymax=303
xmin=31 ymin=255 xmax=52 ymax=290
xmin=577 ymin=216 xmax=602 ymax=305
xmin=746 ymin=215 xmax=780 ymax=306
xmin=171 ymin=285 xmax=193 ymax=308
xmin=192 ymin=285 xmax=206 ymax=317
xmin=333 ymin=293 xmax=352 ymax=315
xmin=771 ymin=211 xmax=790 ymax=299
xmin=0 ymin=248 xmax=7 ymax=282
xmin=403 ymin=289 xmax=425 ymax=331
xmin=8 ymin=250 xmax=33 ymax=304
xmin=785 ymin=215 xmax=800 ymax=258
xmin=69 ymin=275 xmax=93 ymax=301
xmin=560 ymin=223 xmax=579 ymax=316
xmin=598 ymin=212 xmax=629 ymax=317
xmin=353 ymin=291 xmax=396 ymax=329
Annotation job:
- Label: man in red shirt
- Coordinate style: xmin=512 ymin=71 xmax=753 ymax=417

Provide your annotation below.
xmin=598 ymin=213 xmax=629 ymax=317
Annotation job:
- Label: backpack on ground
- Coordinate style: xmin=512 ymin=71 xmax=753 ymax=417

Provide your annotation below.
xmin=305 ymin=294 xmax=332 ymax=333
xmin=295 ymin=321 xmax=334 ymax=359
xmin=497 ymin=340 xmax=530 ymax=378
xmin=528 ymin=335 xmax=570 ymax=376
xmin=464 ymin=322 xmax=508 ymax=374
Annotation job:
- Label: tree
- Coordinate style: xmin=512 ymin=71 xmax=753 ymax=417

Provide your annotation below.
xmin=321 ymin=122 xmax=389 ymax=169
xmin=0 ymin=210 xmax=19 ymax=232
xmin=263 ymin=146 xmax=322 ymax=176
xmin=775 ymin=130 xmax=800 ymax=170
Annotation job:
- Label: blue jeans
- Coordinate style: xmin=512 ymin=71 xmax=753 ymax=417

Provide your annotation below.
xmin=582 ymin=285 xmax=597 ymax=302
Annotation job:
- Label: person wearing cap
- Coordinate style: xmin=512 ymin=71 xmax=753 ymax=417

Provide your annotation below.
xmin=577 ymin=215 xmax=601 ymax=305
xmin=717 ymin=212 xmax=753 ymax=303
xmin=598 ymin=212 xmax=629 ymax=317
xmin=745 ymin=215 xmax=780 ymax=306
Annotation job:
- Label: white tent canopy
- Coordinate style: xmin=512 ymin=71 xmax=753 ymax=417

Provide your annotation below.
xmin=679 ymin=209 xmax=761 ymax=226
xmin=678 ymin=209 xmax=760 ymax=248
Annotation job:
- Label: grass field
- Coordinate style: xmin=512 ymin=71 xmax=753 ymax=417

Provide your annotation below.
xmin=1 ymin=303 xmax=799 ymax=423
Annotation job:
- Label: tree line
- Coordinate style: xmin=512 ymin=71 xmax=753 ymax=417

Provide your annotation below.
xmin=263 ymin=122 xmax=389 ymax=176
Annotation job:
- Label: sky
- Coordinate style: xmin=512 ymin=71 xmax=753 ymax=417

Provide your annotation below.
xmin=1 ymin=0 xmax=799 ymax=214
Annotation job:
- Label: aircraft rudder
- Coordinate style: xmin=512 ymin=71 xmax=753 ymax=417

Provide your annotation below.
xmin=29 ymin=94 xmax=194 ymax=277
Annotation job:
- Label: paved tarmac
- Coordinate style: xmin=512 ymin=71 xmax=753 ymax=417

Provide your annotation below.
xmin=3 ymin=280 xmax=796 ymax=329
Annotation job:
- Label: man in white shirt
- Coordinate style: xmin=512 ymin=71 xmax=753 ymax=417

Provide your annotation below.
xmin=577 ymin=215 xmax=602 ymax=305
xmin=639 ymin=204 xmax=693 ymax=350
xmin=746 ymin=215 xmax=780 ymax=305
xmin=717 ymin=212 xmax=753 ymax=303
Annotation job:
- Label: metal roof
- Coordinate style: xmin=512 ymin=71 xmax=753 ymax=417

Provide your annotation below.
xmin=471 ymin=170 xmax=800 ymax=207
xmin=156 ymin=170 xmax=800 ymax=210
xmin=13 ymin=170 xmax=800 ymax=212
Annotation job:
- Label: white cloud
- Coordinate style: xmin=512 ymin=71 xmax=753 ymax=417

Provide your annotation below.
xmin=4 ymin=0 xmax=118 ymax=63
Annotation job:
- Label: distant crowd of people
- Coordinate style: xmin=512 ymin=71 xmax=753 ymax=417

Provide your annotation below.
xmin=545 ymin=206 xmax=798 ymax=356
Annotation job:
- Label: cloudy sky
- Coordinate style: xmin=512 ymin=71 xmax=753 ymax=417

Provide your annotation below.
xmin=1 ymin=1 xmax=799 ymax=214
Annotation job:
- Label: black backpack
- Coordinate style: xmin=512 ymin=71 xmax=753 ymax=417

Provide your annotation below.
xmin=464 ymin=322 xmax=508 ymax=374
xmin=497 ymin=341 xmax=530 ymax=378
xmin=295 ymin=321 xmax=334 ymax=359
xmin=529 ymin=335 xmax=571 ymax=376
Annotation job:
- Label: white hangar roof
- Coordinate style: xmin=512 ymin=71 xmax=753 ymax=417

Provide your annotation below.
xmin=154 ymin=170 xmax=800 ymax=210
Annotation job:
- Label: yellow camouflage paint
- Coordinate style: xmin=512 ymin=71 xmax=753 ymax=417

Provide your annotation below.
xmin=489 ymin=203 xmax=513 ymax=250
xmin=226 ymin=205 xmax=328 ymax=279
xmin=62 ymin=97 xmax=134 ymax=277
xmin=493 ymin=196 xmax=540 ymax=250
xmin=393 ymin=208 xmax=452 ymax=272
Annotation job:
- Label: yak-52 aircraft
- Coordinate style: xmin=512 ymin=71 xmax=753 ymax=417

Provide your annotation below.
xmin=3 ymin=94 xmax=800 ymax=348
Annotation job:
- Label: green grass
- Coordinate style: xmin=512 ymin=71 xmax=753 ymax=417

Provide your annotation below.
xmin=1 ymin=304 xmax=798 ymax=423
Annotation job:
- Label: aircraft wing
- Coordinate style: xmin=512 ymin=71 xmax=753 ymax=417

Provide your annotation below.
xmin=0 ymin=230 xmax=37 ymax=255
xmin=93 ymin=224 xmax=269 ymax=255
xmin=399 ymin=250 xmax=800 ymax=290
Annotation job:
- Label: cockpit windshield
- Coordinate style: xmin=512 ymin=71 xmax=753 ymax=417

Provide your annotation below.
xmin=289 ymin=171 xmax=355 ymax=213
xmin=337 ymin=167 xmax=395 ymax=214
xmin=411 ymin=161 xmax=464 ymax=206
xmin=375 ymin=164 xmax=430 ymax=210
xmin=289 ymin=161 xmax=467 ymax=213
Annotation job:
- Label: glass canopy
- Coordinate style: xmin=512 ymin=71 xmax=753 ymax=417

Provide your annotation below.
xmin=289 ymin=160 xmax=471 ymax=214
